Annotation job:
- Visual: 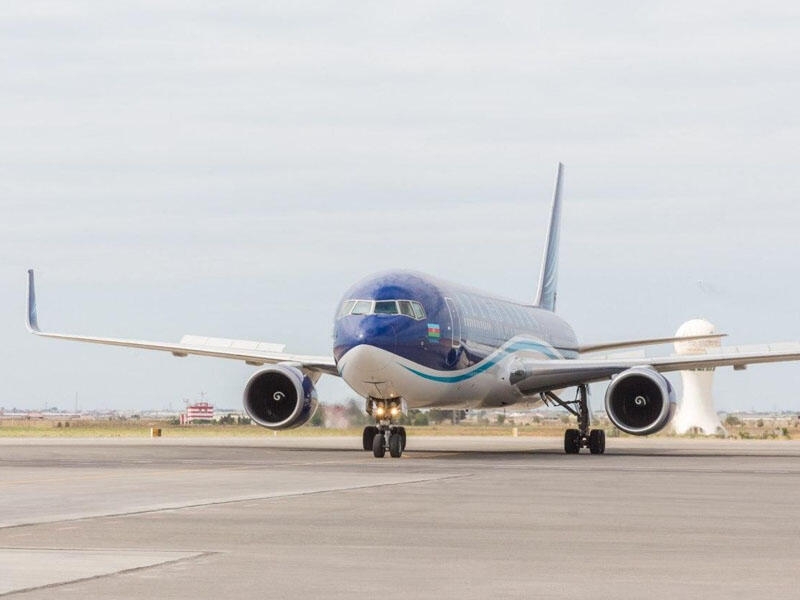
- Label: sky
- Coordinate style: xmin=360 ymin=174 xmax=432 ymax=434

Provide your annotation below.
xmin=1 ymin=1 xmax=799 ymax=412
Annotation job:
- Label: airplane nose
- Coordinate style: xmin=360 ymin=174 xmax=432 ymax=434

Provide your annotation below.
xmin=334 ymin=316 xmax=397 ymax=364
xmin=339 ymin=344 xmax=392 ymax=379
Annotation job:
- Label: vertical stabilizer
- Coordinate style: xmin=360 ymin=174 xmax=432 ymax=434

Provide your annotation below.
xmin=534 ymin=163 xmax=564 ymax=311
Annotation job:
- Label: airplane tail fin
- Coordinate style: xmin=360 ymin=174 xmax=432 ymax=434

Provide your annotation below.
xmin=534 ymin=163 xmax=564 ymax=312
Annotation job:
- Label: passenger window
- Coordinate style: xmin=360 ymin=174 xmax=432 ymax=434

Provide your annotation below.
xmin=411 ymin=302 xmax=426 ymax=320
xmin=351 ymin=300 xmax=373 ymax=315
xmin=374 ymin=300 xmax=399 ymax=315
xmin=337 ymin=300 xmax=356 ymax=318
xmin=398 ymin=300 xmax=415 ymax=317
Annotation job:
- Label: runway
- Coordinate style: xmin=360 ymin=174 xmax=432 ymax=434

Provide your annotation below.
xmin=2 ymin=436 xmax=800 ymax=598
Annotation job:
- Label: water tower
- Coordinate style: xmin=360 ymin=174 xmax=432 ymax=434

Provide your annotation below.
xmin=672 ymin=319 xmax=725 ymax=435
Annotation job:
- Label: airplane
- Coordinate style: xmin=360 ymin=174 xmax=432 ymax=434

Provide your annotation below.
xmin=26 ymin=164 xmax=800 ymax=457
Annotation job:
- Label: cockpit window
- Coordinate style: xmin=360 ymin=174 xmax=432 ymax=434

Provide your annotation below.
xmin=374 ymin=300 xmax=398 ymax=315
xmin=337 ymin=300 xmax=356 ymax=318
xmin=337 ymin=298 xmax=426 ymax=320
xmin=398 ymin=300 xmax=415 ymax=317
xmin=411 ymin=301 xmax=425 ymax=320
xmin=351 ymin=300 xmax=373 ymax=315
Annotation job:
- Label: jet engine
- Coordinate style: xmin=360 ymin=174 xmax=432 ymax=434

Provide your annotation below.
xmin=604 ymin=367 xmax=676 ymax=436
xmin=243 ymin=365 xmax=318 ymax=430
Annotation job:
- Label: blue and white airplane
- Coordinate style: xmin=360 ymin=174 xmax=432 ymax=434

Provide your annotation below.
xmin=26 ymin=164 xmax=800 ymax=457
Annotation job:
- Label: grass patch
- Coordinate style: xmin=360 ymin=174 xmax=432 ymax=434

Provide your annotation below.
xmin=2 ymin=419 xmax=796 ymax=439
xmin=0 ymin=420 xmax=569 ymax=438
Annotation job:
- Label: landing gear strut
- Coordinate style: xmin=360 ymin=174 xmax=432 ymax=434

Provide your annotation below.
xmin=542 ymin=384 xmax=605 ymax=455
xmin=362 ymin=399 xmax=406 ymax=458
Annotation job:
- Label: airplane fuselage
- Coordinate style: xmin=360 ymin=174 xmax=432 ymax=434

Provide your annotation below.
xmin=333 ymin=270 xmax=578 ymax=409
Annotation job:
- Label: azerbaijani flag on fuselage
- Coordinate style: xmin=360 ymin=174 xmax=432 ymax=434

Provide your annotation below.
xmin=427 ymin=323 xmax=441 ymax=341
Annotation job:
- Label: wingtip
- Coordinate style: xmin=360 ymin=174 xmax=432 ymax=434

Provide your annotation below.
xmin=26 ymin=268 xmax=39 ymax=333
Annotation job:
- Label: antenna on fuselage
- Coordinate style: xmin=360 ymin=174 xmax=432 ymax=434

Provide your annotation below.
xmin=534 ymin=163 xmax=564 ymax=312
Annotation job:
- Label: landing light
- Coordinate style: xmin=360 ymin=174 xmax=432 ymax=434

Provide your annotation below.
xmin=390 ymin=406 xmax=399 ymax=417
xmin=375 ymin=406 xmax=385 ymax=417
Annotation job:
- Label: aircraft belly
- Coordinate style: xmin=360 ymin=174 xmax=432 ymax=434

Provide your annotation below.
xmin=338 ymin=345 xmax=523 ymax=409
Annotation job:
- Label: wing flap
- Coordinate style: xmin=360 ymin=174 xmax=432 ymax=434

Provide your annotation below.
xmin=576 ymin=333 xmax=726 ymax=354
xmin=179 ymin=335 xmax=286 ymax=354
xmin=647 ymin=342 xmax=800 ymax=371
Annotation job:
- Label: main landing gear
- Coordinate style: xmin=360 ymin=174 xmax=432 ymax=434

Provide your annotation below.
xmin=542 ymin=384 xmax=606 ymax=455
xmin=362 ymin=399 xmax=406 ymax=458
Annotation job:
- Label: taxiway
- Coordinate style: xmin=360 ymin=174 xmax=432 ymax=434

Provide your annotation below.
xmin=1 ymin=436 xmax=799 ymax=598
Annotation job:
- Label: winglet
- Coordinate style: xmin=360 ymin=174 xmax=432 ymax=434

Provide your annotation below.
xmin=534 ymin=163 xmax=564 ymax=311
xmin=26 ymin=269 xmax=40 ymax=333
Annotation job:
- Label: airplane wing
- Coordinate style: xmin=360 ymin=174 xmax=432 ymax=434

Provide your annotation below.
xmin=26 ymin=270 xmax=338 ymax=377
xmin=575 ymin=333 xmax=726 ymax=354
xmin=509 ymin=343 xmax=800 ymax=395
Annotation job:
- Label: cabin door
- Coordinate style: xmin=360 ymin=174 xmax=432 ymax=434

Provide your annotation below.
xmin=444 ymin=297 xmax=461 ymax=349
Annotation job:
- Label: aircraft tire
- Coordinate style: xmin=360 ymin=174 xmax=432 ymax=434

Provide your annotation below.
xmin=372 ymin=432 xmax=386 ymax=458
xmin=397 ymin=426 xmax=407 ymax=451
xmin=362 ymin=426 xmax=378 ymax=451
xmin=589 ymin=429 xmax=606 ymax=455
xmin=389 ymin=432 xmax=403 ymax=458
xmin=564 ymin=429 xmax=580 ymax=454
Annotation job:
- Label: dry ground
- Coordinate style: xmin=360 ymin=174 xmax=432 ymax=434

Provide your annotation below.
xmin=1 ymin=417 xmax=797 ymax=439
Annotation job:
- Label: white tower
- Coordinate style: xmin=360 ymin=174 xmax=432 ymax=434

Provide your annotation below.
xmin=672 ymin=319 xmax=725 ymax=435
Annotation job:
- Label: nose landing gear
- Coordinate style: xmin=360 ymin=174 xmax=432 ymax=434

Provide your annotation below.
xmin=363 ymin=399 xmax=406 ymax=458
xmin=364 ymin=425 xmax=407 ymax=457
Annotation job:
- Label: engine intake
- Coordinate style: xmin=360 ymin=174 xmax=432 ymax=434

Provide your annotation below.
xmin=604 ymin=367 xmax=676 ymax=436
xmin=243 ymin=365 xmax=318 ymax=430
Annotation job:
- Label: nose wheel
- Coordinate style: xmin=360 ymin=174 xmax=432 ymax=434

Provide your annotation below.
xmin=372 ymin=430 xmax=386 ymax=457
xmin=362 ymin=426 xmax=379 ymax=450
xmin=363 ymin=399 xmax=407 ymax=458
xmin=364 ymin=425 xmax=406 ymax=458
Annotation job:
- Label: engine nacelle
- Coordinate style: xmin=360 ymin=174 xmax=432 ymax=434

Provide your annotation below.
xmin=604 ymin=367 xmax=676 ymax=436
xmin=243 ymin=365 xmax=318 ymax=430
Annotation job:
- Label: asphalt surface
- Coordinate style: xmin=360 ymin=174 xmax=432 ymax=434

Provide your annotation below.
xmin=2 ymin=435 xmax=800 ymax=599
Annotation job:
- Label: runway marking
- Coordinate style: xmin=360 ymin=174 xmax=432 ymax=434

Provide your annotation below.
xmin=401 ymin=458 xmax=800 ymax=476
xmin=0 ymin=473 xmax=468 ymax=531
xmin=0 ymin=549 xmax=214 ymax=597
xmin=402 ymin=455 xmax=800 ymax=475
xmin=0 ymin=459 xmax=361 ymax=488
